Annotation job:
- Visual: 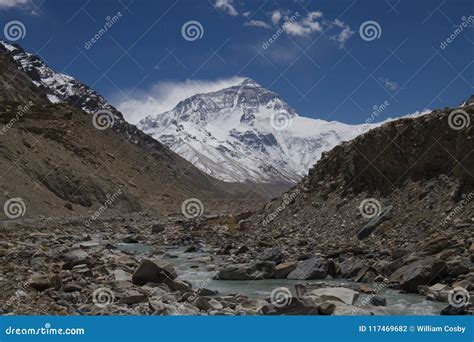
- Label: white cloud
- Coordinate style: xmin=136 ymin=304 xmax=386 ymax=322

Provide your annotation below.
xmin=329 ymin=19 xmax=354 ymax=48
xmin=214 ymin=0 xmax=238 ymax=16
xmin=271 ymin=10 xmax=282 ymax=25
xmin=244 ymin=20 xmax=272 ymax=29
xmin=379 ymin=77 xmax=399 ymax=91
xmin=0 ymin=0 xmax=37 ymax=14
xmin=0 ymin=0 xmax=30 ymax=8
xmin=284 ymin=11 xmax=324 ymax=37
xmin=116 ymin=77 xmax=246 ymax=124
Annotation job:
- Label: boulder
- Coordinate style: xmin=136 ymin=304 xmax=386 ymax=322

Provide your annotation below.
xmin=61 ymin=249 xmax=90 ymax=270
xmin=318 ymin=301 xmax=336 ymax=315
xmin=310 ymin=287 xmax=359 ymax=305
xmin=357 ymin=205 xmax=393 ymax=240
xmin=215 ymin=264 xmax=251 ymax=280
xmin=62 ymin=283 xmax=83 ymax=292
xmin=339 ymin=258 xmax=365 ymax=278
xmin=389 ymin=259 xmax=447 ymax=292
xmin=132 ymin=259 xmax=177 ymax=286
xmin=29 ymin=275 xmax=53 ymax=292
xmin=235 ymin=246 xmax=250 ymax=255
xmin=259 ymin=247 xmax=283 ymax=263
xmin=274 ymin=261 xmax=298 ymax=279
xmin=287 ymin=257 xmax=327 ymax=280
xmin=184 ymin=245 xmax=198 ymax=253
xmin=122 ymin=236 xmax=139 ymax=243
xmin=327 ymin=259 xmax=339 ymax=277
xmin=118 ymin=290 xmax=148 ymax=304
xmin=192 ymin=297 xmax=224 ymax=311
xmin=151 ymin=222 xmax=165 ymax=233
xmin=164 ymin=279 xmax=192 ymax=292
xmin=198 ymin=288 xmax=219 ymax=296
xmin=440 ymin=305 xmax=470 ymax=315
xmin=370 ymin=295 xmax=387 ymax=306
xmin=262 ymin=297 xmax=321 ymax=315
xmin=294 ymin=283 xmax=307 ymax=298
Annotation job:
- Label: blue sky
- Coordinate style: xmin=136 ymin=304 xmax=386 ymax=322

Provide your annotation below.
xmin=0 ymin=0 xmax=473 ymax=124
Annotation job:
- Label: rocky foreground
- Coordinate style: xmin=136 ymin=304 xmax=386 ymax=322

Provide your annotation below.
xmin=1 ymin=213 xmax=471 ymax=316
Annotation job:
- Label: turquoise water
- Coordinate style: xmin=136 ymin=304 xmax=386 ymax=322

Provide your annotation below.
xmin=118 ymin=243 xmax=447 ymax=315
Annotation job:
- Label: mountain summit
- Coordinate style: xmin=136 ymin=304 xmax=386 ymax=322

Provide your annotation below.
xmin=138 ymin=78 xmax=374 ymax=184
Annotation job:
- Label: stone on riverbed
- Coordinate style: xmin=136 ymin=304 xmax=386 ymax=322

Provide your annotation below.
xmin=309 ymin=287 xmax=359 ymax=305
xmin=132 ymin=259 xmax=177 ymax=286
xmin=29 ymin=275 xmax=54 ymax=292
xmin=389 ymin=259 xmax=447 ymax=292
xmin=370 ymin=295 xmax=387 ymax=306
xmin=287 ymin=257 xmax=327 ymax=280
xmin=118 ymin=289 xmax=148 ymax=304
xmin=261 ymin=296 xmax=322 ymax=315
xmin=274 ymin=261 xmax=298 ymax=279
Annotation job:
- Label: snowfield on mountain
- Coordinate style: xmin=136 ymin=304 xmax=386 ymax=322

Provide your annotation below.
xmin=138 ymin=78 xmax=381 ymax=184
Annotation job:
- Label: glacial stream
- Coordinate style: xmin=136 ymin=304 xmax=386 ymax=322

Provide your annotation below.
xmin=117 ymin=243 xmax=448 ymax=315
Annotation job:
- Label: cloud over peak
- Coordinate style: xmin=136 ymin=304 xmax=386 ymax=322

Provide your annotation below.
xmin=116 ymin=77 xmax=246 ymax=124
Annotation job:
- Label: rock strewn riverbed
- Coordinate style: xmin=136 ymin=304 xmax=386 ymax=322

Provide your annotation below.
xmin=1 ymin=214 xmax=471 ymax=316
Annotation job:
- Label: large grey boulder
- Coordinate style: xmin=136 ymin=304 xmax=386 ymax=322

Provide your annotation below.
xmin=287 ymin=257 xmax=327 ymax=280
xmin=132 ymin=259 xmax=177 ymax=286
xmin=389 ymin=259 xmax=447 ymax=292
xmin=274 ymin=262 xmax=298 ymax=279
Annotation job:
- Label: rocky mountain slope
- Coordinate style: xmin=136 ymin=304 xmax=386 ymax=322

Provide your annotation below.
xmin=0 ymin=43 xmax=265 ymax=219
xmin=138 ymin=78 xmax=381 ymax=185
xmin=235 ymin=103 xmax=474 ymax=291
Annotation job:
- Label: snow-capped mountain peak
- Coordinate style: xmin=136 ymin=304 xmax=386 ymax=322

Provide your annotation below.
xmin=138 ymin=79 xmax=374 ymax=184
